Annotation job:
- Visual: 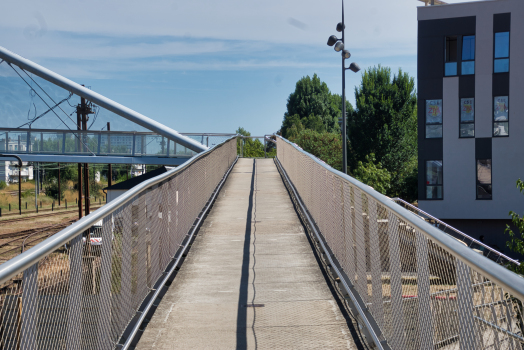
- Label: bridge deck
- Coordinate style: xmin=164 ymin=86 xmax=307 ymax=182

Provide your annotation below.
xmin=136 ymin=158 xmax=360 ymax=349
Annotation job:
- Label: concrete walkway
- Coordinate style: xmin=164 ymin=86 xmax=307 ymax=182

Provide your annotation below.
xmin=136 ymin=158 xmax=359 ymax=349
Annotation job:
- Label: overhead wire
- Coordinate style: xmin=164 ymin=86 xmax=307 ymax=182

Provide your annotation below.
xmin=8 ymin=63 xmax=95 ymax=155
xmin=18 ymin=92 xmax=73 ymax=128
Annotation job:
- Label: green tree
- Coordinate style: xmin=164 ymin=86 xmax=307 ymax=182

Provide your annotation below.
xmin=503 ymin=179 xmax=524 ymax=334
xmin=504 ymin=179 xmax=524 ymax=273
xmin=236 ymin=127 xmax=266 ymax=158
xmin=349 ymin=65 xmax=417 ymax=201
xmin=353 ymin=154 xmax=391 ymax=195
xmin=293 ymin=130 xmax=342 ymax=171
xmin=281 ymin=74 xmax=352 ymax=140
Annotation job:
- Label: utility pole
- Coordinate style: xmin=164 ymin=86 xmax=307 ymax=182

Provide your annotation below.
xmin=81 ymin=96 xmax=90 ymax=217
xmin=58 ymin=162 xmax=61 ymax=206
xmin=77 ymin=104 xmax=83 ymax=219
xmin=107 ymin=122 xmax=112 ymax=188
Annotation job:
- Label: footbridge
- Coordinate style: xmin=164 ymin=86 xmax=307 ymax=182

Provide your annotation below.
xmin=0 ymin=136 xmax=522 ymax=350
xmin=0 ymin=46 xmax=524 ymax=350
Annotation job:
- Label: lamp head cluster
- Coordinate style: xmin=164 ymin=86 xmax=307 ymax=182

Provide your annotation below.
xmin=326 ymin=20 xmax=360 ymax=72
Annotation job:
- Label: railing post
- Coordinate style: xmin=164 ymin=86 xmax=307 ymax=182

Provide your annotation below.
xmin=21 ymin=263 xmax=38 ymax=350
xmin=97 ymin=132 xmax=102 ymax=155
xmin=66 ymin=234 xmax=83 ymax=350
xmin=387 ymin=212 xmax=407 ymax=349
xmin=415 ymin=230 xmax=434 ymax=348
xmin=97 ymin=216 xmax=113 ymax=350
xmin=132 ymin=133 xmax=136 ymax=157
xmin=456 ymin=260 xmax=480 ymax=349
xmin=368 ymin=200 xmax=385 ymax=332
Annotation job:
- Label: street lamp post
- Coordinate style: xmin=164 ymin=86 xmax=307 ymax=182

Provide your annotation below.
xmin=327 ymin=0 xmax=360 ymax=174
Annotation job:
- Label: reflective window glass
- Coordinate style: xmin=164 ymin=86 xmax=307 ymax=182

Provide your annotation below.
xmin=426 ymin=160 xmax=443 ymax=200
xmin=477 ymin=159 xmax=492 ymax=200
xmin=445 ymin=62 xmax=457 ymax=76
xmin=460 ymin=124 xmax=474 ymax=138
xmin=461 ymin=61 xmax=474 ymax=75
xmin=426 ymin=100 xmax=442 ymax=138
xmin=462 ymin=35 xmax=475 ymax=60
xmin=494 ymin=32 xmax=510 ymax=58
xmin=426 ymin=160 xmax=443 ymax=185
xmin=494 ymin=58 xmax=509 ymax=73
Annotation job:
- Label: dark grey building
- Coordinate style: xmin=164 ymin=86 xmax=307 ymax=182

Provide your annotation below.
xmin=417 ymin=0 xmax=523 ymax=254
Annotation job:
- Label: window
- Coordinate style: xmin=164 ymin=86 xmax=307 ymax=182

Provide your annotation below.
xmin=494 ymin=32 xmax=509 ymax=73
xmin=460 ymin=98 xmax=474 ymax=137
xmin=493 ymin=96 xmax=509 ymax=136
xmin=461 ymin=35 xmax=475 ymax=75
xmin=426 ymin=100 xmax=443 ymax=138
xmin=426 ymin=160 xmax=443 ymax=199
xmin=445 ymin=36 xmax=458 ymax=76
xmin=476 ymin=159 xmax=492 ymax=199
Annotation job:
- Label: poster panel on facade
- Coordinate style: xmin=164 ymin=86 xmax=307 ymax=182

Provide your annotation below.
xmin=460 ymin=98 xmax=474 ymax=122
xmin=494 ymin=96 xmax=508 ymax=121
xmin=426 ymin=100 xmax=442 ymax=124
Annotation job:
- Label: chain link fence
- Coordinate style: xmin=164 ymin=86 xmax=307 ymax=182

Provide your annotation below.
xmin=277 ymin=136 xmax=524 ymax=350
xmin=0 ymin=137 xmax=237 ymax=350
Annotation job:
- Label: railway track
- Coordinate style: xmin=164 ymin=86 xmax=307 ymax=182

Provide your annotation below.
xmin=0 ymin=205 xmax=102 ymax=224
xmin=0 ymin=220 xmax=76 ymax=263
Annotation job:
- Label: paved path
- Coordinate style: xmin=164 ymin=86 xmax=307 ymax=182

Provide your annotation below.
xmin=136 ymin=158 xmax=359 ymax=349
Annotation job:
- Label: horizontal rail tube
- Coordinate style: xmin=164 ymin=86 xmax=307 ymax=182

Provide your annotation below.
xmin=0 ymin=46 xmax=207 ymax=153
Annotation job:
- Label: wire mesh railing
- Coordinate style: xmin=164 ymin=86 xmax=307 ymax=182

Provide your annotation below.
xmin=276 ymin=136 xmax=524 ymax=350
xmin=392 ymin=198 xmax=520 ymax=267
xmin=0 ymin=137 xmax=237 ymax=349
xmin=0 ymin=128 xmax=234 ymax=158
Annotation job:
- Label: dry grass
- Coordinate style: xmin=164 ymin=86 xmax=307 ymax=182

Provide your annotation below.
xmin=0 ymin=180 xmax=106 ymax=211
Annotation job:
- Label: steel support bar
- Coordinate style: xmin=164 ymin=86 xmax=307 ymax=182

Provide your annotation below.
xmin=0 ymin=46 xmax=207 ymax=153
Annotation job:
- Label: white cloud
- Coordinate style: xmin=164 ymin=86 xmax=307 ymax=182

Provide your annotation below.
xmin=0 ymin=0 xmax=481 ymax=77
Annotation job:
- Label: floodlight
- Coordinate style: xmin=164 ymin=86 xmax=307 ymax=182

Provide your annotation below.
xmin=348 ymin=62 xmax=361 ymax=73
xmin=327 ymin=35 xmax=338 ymax=46
xmin=336 ymin=22 xmax=345 ymax=32
xmin=342 ymin=50 xmax=351 ymax=59
xmin=334 ymin=42 xmax=344 ymax=52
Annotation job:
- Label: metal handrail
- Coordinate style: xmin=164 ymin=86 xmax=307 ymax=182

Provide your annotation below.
xmin=0 ymin=127 xmax=236 ymax=137
xmin=0 ymin=136 xmax=237 ymax=286
xmin=276 ymin=135 xmax=524 ymax=301
xmin=0 ymin=46 xmax=207 ymax=152
xmin=392 ymin=197 xmax=520 ymax=266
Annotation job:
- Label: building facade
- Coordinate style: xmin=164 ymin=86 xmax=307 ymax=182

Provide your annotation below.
xmin=417 ymin=0 xmax=524 ymax=253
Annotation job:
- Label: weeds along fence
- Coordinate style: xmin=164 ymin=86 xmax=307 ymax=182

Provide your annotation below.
xmin=0 ymin=137 xmax=237 ymax=350
xmin=276 ymin=136 xmax=524 ymax=350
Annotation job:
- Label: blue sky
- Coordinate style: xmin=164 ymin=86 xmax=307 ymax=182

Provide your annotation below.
xmin=0 ymin=0 xmax=476 ymax=136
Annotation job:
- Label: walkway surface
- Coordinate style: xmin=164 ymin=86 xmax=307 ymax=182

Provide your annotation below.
xmin=136 ymin=158 xmax=359 ymax=349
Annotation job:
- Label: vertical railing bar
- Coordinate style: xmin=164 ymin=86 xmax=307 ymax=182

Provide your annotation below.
xmin=387 ymin=212 xmax=407 ymax=349
xmin=96 ymin=215 xmax=114 ymax=350
xmin=369 ymin=200 xmax=385 ymax=332
xmin=415 ymin=230 xmax=434 ymax=348
xmin=354 ymin=188 xmax=367 ymax=303
xmin=66 ymin=234 xmax=83 ymax=350
xmin=20 ymin=263 xmax=38 ymax=350
xmin=457 ymin=260 xmax=480 ymax=349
